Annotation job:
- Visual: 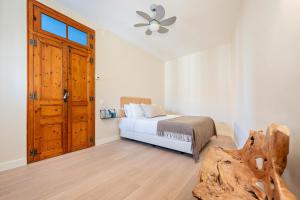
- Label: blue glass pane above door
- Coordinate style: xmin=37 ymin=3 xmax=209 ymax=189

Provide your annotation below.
xmin=41 ymin=14 xmax=67 ymax=38
xmin=68 ymin=26 xmax=88 ymax=46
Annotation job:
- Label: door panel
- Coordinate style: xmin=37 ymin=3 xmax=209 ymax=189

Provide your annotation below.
xmin=33 ymin=36 xmax=68 ymax=161
xmin=69 ymin=48 xmax=93 ymax=151
xmin=28 ymin=0 xmax=96 ymax=163
xmin=71 ymin=52 xmax=88 ymax=102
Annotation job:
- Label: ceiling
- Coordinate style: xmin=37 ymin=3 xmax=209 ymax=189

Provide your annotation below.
xmin=56 ymin=0 xmax=242 ymax=61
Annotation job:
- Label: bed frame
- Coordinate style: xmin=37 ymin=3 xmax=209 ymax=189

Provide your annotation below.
xmin=119 ymin=97 xmax=192 ymax=154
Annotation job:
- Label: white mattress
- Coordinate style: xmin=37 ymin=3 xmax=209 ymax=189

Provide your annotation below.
xmin=119 ymin=115 xmax=193 ymax=154
xmin=119 ymin=115 xmax=179 ymax=135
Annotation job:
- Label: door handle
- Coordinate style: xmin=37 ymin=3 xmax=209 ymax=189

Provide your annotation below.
xmin=63 ymin=89 xmax=69 ymax=102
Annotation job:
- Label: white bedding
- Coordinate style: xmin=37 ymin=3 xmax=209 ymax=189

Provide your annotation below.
xmin=119 ymin=115 xmax=192 ymax=142
xmin=119 ymin=115 xmax=193 ymax=154
xmin=119 ymin=115 xmax=179 ymax=135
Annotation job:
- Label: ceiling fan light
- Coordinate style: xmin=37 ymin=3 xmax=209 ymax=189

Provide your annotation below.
xmin=149 ymin=22 xmax=160 ymax=32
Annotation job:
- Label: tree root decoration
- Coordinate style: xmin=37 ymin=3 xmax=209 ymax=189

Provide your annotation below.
xmin=192 ymin=124 xmax=297 ymax=200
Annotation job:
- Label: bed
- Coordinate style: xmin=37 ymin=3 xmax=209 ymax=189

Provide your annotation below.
xmin=119 ymin=97 xmax=217 ymax=159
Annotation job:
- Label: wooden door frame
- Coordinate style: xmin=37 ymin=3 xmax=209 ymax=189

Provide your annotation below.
xmin=27 ymin=0 xmax=95 ymax=163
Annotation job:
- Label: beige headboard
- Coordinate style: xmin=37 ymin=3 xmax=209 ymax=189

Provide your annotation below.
xmin=120 ymin=96 xmax=152 ymax=117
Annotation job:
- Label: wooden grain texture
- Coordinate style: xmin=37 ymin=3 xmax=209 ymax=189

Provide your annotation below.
xmin=119 ymin=97 xmax=152 ymax=117
xmin=0 ymin=136 xmax=235 ymax=200
xmin=27 ymin=0 xmax=95 ymax=163
xmin=192 ymin=124 xmax=297 ymax=200
xmin=32 ymin=36 xmax=67 ymax=161
xmin=69 ymin=48 xmax=93 ymax=151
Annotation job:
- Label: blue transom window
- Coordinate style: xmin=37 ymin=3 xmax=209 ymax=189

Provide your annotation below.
xmin=68 ymin=26 xmax=88 ymax=46
xmin=40 ymin=13 xmax=88 ymax=46
xmin=41 ymin=14 xmax=67 ymax=38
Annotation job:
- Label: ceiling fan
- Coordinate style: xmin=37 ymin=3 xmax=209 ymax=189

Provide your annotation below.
xmin=134 ymin=4 xmax=177 ymax=35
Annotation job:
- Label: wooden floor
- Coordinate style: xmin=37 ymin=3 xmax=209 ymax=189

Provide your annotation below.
xmin=0 ymin=136 xmax=235 ymax=200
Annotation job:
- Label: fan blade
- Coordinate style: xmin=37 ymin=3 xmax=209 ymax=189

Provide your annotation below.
xmin=145 ymin=29 xmax=152 ymax=35
xmin=134 ymin=23 xmax=149 ymax=27
xmin=154 ymin=5 xmax=165 ymax=20
xmin=160 ymin=16 xmax=177 ymax=26
xmin=158 ymin=26 xmax=169 ymax=34
xmin=136 ymin=11 xmax=151 ymax=22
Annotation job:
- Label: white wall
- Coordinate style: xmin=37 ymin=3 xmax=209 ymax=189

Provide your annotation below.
xmin=233 ymin=0 xmax=300 ymax=196
xmin=0 ymin=0 xmax=164 ymax=170
xmin=0 ymin=0 xmax=27 ymax=170
xmin=95 ymin=29 xmax=164 ymax=142
xmin=164 ymin=0 xmax=300 ymax=195
xmin=165 ymin=43 xmax=235 ymax=136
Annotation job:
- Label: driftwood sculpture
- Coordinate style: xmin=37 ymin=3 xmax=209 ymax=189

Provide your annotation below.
xmin=193 ymin=124 xmax=297 ymax=200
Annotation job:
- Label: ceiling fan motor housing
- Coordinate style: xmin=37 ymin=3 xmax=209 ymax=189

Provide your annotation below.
xmin=150 ymin=4 xmax=157 ymax=12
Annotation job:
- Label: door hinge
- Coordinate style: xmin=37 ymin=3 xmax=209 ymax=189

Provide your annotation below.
xmin=90 ymin=44 xmax=94 ymax=49
xmin=89 ymin=34 xmax=94 ymax=40
xmin=89 ymin=58 xmax=94 ymax=64
xmin=89 ymin=96 xmax=95 ymax=101
xmin=33 ymin=15 xmax=37 ymax=21
xmin=30 ymin=149 xmax=38 ymax=157
xmin=29 ymin=38 xmax=37 ymax=46
xmin=29 ymin=92 xmax=38 ymax=100
xmin=89 ymin=136 xmax=95 ymax=144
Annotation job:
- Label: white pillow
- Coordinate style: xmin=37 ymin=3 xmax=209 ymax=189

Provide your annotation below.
xmin=129 ymin=103 xmax=144 ymax=118
xmin=123 ymin=104 xmax=132 ymax=118
xmin=141 ymin=104 xmax=166 ymax=118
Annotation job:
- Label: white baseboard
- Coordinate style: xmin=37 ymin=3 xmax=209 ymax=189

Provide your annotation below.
xmin=215 ymin=122 xmax=234 ymax=138
xmin=0 ymin=158 xmax=26 ymax=172
xmin=96 ymin=135 xmax=120 ymax=146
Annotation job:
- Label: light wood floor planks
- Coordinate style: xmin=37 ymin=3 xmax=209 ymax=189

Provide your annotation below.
xmin=0 ymin=136 xmax=235 ymax=200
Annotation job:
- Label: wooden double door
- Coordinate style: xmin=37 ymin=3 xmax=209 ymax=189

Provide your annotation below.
xmin=28 ymin=35 xmax=95 ymax=162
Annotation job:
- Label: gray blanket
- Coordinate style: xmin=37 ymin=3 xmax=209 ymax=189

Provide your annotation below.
xmin=157 ymin=116 xmax=217 ymax=161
